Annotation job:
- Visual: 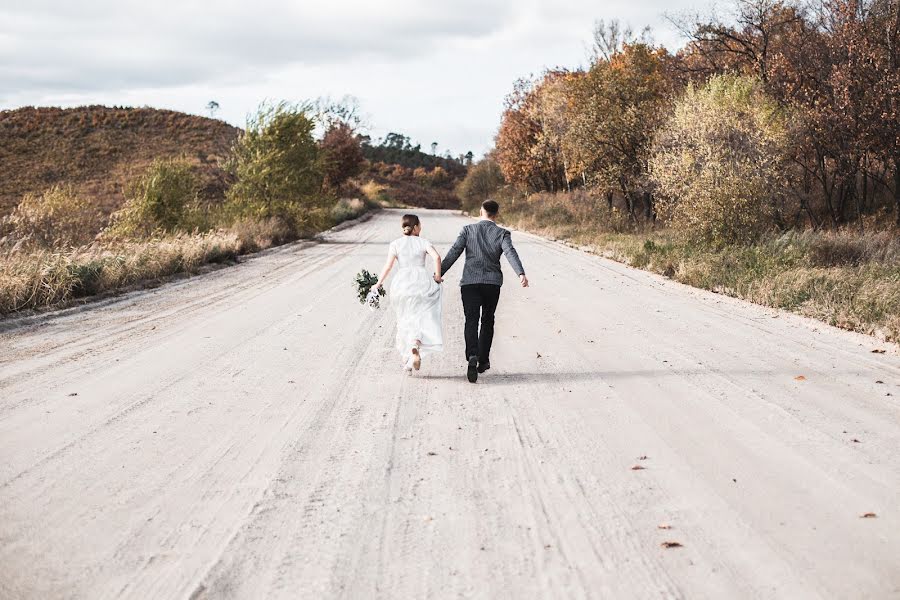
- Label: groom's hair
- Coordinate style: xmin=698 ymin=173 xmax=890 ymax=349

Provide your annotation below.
xmin=482 ymin=200 xmax=499 ymax=217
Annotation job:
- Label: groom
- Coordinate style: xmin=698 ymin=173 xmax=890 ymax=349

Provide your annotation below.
xmin=441 ymin=199 xmax=528 ymax=383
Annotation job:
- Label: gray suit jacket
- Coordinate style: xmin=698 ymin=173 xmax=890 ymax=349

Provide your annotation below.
xmin=441 ymin=220 xmax=525 ymax=286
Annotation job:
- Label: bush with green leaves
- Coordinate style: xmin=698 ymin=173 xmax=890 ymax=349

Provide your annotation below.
xmin=457 ymin=159 xmax=505 ymax=213
xmin=1 ymin=185 xmax=103 ymax=249
xmin=107 ymin=158 xmax=203 ymax=237
xmin=225 ymin=102 xmax=327 ymax=234
xmin=650 ymin=75 xmax=791 ymax=246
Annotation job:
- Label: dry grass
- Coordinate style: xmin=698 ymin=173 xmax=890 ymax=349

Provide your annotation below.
xmin=497 ymin=191 xmax=900 ymax=342
xmin=0 ymin=200 xmax=373 ymax=315
xmin=0 ymin=232 xmax=241 ymax=313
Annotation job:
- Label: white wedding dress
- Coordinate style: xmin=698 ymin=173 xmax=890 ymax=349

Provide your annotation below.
xmin=388 ymin=235 xmax=443 ymax=360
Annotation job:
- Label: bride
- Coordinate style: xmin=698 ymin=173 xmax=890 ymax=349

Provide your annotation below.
xmin=373 ymin=214 xmax=444 ymax=371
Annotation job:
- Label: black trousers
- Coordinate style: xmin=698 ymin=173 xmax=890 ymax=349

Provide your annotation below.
xmin=461 ymin=284 xmax=502 ymax=363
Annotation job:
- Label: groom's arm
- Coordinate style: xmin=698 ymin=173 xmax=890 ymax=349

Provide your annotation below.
xmin=501 ymin=230 xmax=525 ymax=277
xmin=440 ymin=228 xmax=467 ymax=276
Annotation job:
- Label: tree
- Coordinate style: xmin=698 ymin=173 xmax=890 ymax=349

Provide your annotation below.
xmin=593 ymin=18 xmax=652 ymax=61
xmin=319 ymin=123 xmax=364 ymax=190
xmin=565 ymin=44 xmax=673 ymax=220
xmin=851 ymin=0 xmax=900 ymax=225
xmin=650 ymin=75 xmax=791 ymax=245
xmin=312 ymin=95 xmax=367 ymax=133
xmin=225 ymin=102 xmax=326 ymax=231
xmin=457 ymin=158 xmax=505 ymax=213
xmin=494 ymin=76 xmax=569 ymax=192
xmin=671 ymin=0 xmax=806 ymax=84
xmin=206 ymin=101 xmax=220 ymax=118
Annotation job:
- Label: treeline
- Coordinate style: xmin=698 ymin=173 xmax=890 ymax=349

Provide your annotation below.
xmin=471 ymin=0 xmax=899 ymax=243
xmin=362 ymin=132 xmax=471 ymax=176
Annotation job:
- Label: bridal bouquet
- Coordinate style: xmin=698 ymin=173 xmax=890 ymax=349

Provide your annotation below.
xmin=354 ymin=269 xmax=385 ymax=309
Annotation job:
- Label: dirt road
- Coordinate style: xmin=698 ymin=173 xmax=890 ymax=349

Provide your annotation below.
xmin=1 ymin=209 xmax=898 ymax=599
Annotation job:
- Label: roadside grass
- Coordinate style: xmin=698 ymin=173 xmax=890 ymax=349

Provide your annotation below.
xmin=499 ymin=198 xmax=900 ymax=342
xmin=0 ymin=198 xmax=376 ymax=315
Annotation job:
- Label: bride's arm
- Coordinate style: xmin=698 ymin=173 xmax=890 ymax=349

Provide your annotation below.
xmin=374 ymin=254 xmax=396 ymax=289
xmin=426 ymin=246 xmax=443 ymax=283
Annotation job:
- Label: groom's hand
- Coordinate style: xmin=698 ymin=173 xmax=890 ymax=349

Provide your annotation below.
xmin=520 ymin=274 xmax=529 ymax=288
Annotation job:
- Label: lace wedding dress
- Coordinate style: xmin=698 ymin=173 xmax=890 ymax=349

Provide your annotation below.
xmin=388 ymin=235 xmax=443 ymax=360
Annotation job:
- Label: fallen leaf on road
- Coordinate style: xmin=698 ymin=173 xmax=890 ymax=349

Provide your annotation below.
xmin=631 ymin=465 xmax=646 ymax=471
xmin=427 ymin=451 xmax=438 ymax=456
xmin=67 ymin=392 xmax=78 ymax=397
xmin=658 ymin=524 xmax=672 ymax=530
xmin=794 ymin=375 xmax=806 ymax=381
xmin=851 ymin=438 xmax=861 ymax=443
xmin=871 ymin=349 xmax=886 ymax=354
xmin=875 ymin=380 xmax=884 ymax=384
xmin=860 ymin=512 xmax=877 ymax=518
xmin=536 ymin=352 xmax=542 ymax=358
xmin=638 ymin=455 xmax=649 ymax=460
xmin=660 ymin=541 xmax=682 ymax=548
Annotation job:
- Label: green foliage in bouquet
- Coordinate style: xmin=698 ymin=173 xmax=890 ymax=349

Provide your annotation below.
xmin=354 ymin=269 xmax=385 ymax=305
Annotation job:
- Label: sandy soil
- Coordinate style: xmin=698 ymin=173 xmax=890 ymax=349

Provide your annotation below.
xmin=1 ymin=209 xmax=898 ymax=599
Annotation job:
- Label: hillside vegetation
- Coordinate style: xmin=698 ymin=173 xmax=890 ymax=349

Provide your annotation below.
xmin=0 ymin=101 xmax=471 ymax=315
xmin=360 ymin=133 xmax=465 ymax=209
xmin=0 ymin=106 xmax=239 ymax=216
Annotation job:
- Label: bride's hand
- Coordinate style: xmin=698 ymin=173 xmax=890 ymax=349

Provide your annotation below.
xmin=433 ymin=274 xmax=443 ymax=284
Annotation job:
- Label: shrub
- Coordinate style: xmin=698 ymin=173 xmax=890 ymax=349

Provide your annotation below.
xmin=457 ymin=159 xmax=505 ymax=213
xmin=225 ymin=101 xmax=327 ymax=234
xmin=1 ymin=185 xmax=103 ymax=249
xmin=106 ymin=158 xmax=203 ymax=237
xmin=650 ymin=75 xmax=791 ymax=246
xmin=330 ymin=198 xmax=368 ymax=224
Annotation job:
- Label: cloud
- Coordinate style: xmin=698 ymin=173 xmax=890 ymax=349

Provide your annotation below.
xmin=1 ymin=0 xmax=518 ymax=96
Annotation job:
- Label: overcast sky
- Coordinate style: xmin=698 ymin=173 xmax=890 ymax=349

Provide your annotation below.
xmin=0 ymin=0 xmax=705 ymax=158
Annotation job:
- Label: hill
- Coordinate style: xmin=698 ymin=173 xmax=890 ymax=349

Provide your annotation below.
xmin=0 ymin=106 xmax=240 ymax=215
xmin=360 ymin=132 xmax=467 ymax=209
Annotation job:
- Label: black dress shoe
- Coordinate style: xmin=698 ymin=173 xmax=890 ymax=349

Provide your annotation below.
xmin=467 ymin=356 xmax=479 ymax=383
xmin=477 ymin=360 xmax=491 ymax=374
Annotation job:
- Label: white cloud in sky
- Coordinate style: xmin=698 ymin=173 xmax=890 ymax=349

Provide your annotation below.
xmin=0 ymin=0 xmax=701 ymax=157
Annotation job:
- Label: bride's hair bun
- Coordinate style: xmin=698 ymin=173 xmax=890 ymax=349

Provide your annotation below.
xmin=401 ymin=214 xmax=420 ymax=235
